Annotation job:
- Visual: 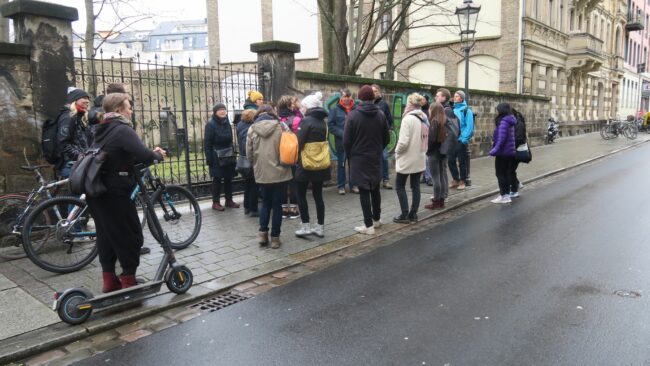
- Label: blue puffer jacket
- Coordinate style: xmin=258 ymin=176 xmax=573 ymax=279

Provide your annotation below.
xmin=489 ymin=115 xmax=517 ymax=157
xmin=328 ymin=103 xmax=349 ymax=153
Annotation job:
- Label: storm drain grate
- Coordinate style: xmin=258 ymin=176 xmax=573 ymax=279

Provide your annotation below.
xmin=613 ymin=290 xmax=641 ymax=298
xmin=190 ymin=292 xmax=249 ymax=312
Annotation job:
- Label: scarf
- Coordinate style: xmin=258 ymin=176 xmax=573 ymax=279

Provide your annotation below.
xmin=339 ymin=98 xmax=354 ymax=113
xmin=101 ymin=112 xmax=134 ymax=128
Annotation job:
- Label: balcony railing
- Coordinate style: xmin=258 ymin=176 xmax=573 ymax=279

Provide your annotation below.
xmin=568 ymin=33 xmax=604 ymax=57
xmin=626 ymin=13 xmax=645 ymax=32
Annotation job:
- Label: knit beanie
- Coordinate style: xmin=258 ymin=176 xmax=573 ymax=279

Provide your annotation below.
xmin=248 ymin=90 xmax=264 ymax=103
xmin=67 ymin=88 xmax=90 ymax=104
xmin=455 ymin=90 xmax=466 ymax=101
xmin=213 ymin=102 xmax=227 ymax=112
xmin=358 ymin=85 xmax=374 ymax=101
xmin=301 ymin=91 xmax=323 ymax=109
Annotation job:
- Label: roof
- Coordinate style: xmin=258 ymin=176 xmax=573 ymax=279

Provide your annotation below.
xmin=148 ymin=19 xmax=208 ymax=36
xmin=108 ymin=31 xmax=151 ymax=43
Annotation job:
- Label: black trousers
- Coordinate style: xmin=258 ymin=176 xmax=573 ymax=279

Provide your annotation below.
xmin=495 ymin=156 xmax=516 ymax=196
xmin=395 ymin=172 xmax=421 ymax=216
xmin=87 ymin=195 xmax=143 ymax=275
xmin=297 ymin=181 xmax=325 ymax=225
xmin=212 ymin=176 xmax=233 ymax=202
xmin=511 ymin=161 xmax=520 ymax=193
xmin=359 ymin=186 xmax=381 ymax=228
xmin=243 ymin=177 xmax=259 ymax=212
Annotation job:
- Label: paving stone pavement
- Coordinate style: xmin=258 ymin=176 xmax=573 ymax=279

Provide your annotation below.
xmin=0 ymin=132 xmax=648 ymax=344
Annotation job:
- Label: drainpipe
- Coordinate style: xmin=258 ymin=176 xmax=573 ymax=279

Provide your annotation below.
xmin=517 ymin=0 xmax=525 ymax=94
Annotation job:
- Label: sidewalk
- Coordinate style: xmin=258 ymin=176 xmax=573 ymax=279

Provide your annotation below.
xmin=1 ymin=132 xmax=648 ymax=362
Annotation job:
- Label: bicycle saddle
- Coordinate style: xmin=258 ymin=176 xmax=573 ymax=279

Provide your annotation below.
xmin=20 ymin=164 xmax=51 ymax=171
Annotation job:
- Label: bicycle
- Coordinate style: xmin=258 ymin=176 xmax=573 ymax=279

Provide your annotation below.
xmin=21 ymin=165 xmax=201 ymax=273
xmin=600 ymin=118 xmax=637 ymax=140
xmin=0 ymin=164 xmax=68 ymax=260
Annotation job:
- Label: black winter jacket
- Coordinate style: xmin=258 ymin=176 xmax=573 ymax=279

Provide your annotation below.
xmin=204 ymin=115 xmax=236 ymax=178
xmin=343 ymin=102 xmax=389 ymax=190
xmin=57 ymin=108 xmax=93 ymax=163
xmin=374 ymin=97 xmax=394 ymax=129
xmin=92 ymin=115 xmax=162 ymax=197
xmin=295 ymin=107 xmax=331 ymax=182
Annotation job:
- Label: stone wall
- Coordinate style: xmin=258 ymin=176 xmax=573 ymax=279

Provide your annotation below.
xmin=294 ymin=71 xmax=551 ymax=158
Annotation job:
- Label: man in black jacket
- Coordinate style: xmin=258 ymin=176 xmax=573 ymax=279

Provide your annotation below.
xmin=345 ymin=85 xmax=390 ymax=235
xmin=57 ymin=89 xmax=92 ymax=178
xmin=372 ymin=84 xmax=394 ymax=190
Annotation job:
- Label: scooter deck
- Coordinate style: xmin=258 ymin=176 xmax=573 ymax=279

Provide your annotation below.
xmin=77 ymin=281 xmax=164 ymax=312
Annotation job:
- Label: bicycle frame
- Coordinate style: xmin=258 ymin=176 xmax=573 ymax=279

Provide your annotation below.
xmin=11 ymin=178 xmax=69 ymax=235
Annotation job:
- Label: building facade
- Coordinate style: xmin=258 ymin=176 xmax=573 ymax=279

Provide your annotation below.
xmin=618 ymin=0 xmax=649 ymax=118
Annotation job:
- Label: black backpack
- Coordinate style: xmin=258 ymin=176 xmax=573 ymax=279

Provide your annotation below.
xmin=41 ymin=112 xmax=64 ymax=165
xmin=69 ymin=125 xmax=120 ymax=197
xmin=513 ymin=109 xmax=527 ymax=146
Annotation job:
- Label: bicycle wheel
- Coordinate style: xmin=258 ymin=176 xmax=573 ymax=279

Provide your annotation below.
xmin=147 ymin=185 xmax=201 ymax=250
xmin=0 ymin=195 xmax=28 ymax=260
xmin=624 ymin=124 xmax=638 ymax=140
xmin=22 ymin=196 xmax=98 ymax=273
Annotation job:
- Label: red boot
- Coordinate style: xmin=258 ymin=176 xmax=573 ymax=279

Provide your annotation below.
xmin=102 ymin=272 xmax=122 ymax=293
xmin=212 ymin=202 xmax=225 ymax=211
xmin=225 ymin=199 xmax=240 ymax=208
xmin=120 ymin=274 xmax=138 ymax=289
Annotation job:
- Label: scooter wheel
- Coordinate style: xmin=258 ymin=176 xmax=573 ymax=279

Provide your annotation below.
xmin=166 ymin=265 xmax=193 ymax=294
xmin=58 ymin=291 xmax=92 ymax=325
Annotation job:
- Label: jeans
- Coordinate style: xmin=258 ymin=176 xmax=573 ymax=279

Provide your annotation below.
xmin=422 ymin=156 xmax=432 ymax=182
xmin=57 ymin=160 xmax=74 ymax=179
xmin=359 ymin=186 xmax=381 ymax=228
xmin=495 ymin=156 xmax=516 ymax=196
xmin=336 ymin=150 xmax=355 ymax=189
xmin=510 ymin=161 xmax=520 ymax=193
xmin=448 ymin=142 xmax=468 ymax=182
xmin=429 ymin=153 xmax=448 ymax=199
xmin=382 ymin=148 xmax=389 ymax=181
xmin=211 ymin=176 xmax=233 ymax=202
xmin=243 ymin=177 xmax=259 ymax=212
xmin=297 ymin=181 xmax=324 ymax=225
xmin=259 ymin=182 xmax=287 ymax=237
xmin=395 ymin=172 xmax=421 ymax=217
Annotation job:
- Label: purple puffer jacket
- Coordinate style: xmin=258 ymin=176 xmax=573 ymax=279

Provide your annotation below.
xmin=489 ymin=115 xmax=517 ymax=157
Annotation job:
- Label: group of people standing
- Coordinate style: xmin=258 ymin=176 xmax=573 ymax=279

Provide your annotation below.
xmin=204 ymin=85 xmax=486 ymax=246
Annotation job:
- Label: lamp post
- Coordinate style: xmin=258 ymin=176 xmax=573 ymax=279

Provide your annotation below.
xmin=455 ymin=0 xmax=480 ymax=186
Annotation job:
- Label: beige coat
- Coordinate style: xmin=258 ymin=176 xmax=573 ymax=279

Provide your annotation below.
xmin=395 ymin=110 xmax=428 ymax=174
xmin=245 ymin=116 xmax=292 ymax=184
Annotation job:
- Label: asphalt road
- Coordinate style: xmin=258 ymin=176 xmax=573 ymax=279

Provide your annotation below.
xmin=76 ymin=144 xmax=650 ymax=366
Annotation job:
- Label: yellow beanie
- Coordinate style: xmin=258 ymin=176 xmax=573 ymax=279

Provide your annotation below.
xmin=248 ymin=90 xmax=263 ymax=103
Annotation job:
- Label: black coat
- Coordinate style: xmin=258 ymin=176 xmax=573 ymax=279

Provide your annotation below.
xmin=374 ymin=97 xmax=394 ymax=129
xmin=204 ymin=115 xmax=236 ymax=179
xmin=343 ymin=102 xmax=389 ymax=190
xmin=57 ymin=109 xmax=93 ymax=163
xmin=92 ymin=115 xmax=162 ymax=197
xmin=295 ymin=107 xmax=331 ymax=182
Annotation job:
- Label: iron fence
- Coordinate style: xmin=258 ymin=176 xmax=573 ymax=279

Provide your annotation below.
xmin=73 ymin=48 xmax=260 ymax=197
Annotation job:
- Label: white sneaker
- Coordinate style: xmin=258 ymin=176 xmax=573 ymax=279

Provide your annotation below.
xmin=311 ymin=224 xmax=324 ymax=238
xmin=509 ymin=192 xmax=520 ymax=198
xmin=295 ymin=223 xmax=311 ymax=237
xmin=354 ymin=225 xmax=375 ymax=235
xmin=373 ymin=219 xmax=383 ymax=229
xmin=491 ymin=195 xmax=512 ymax=204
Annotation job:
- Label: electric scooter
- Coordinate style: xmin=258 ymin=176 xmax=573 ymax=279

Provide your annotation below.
xmin=52 ymin=164 xmax=194 ymax=325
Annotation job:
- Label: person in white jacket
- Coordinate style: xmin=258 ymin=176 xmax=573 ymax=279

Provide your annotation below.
xmin=393 ymin=93 xmax=429 ymax=223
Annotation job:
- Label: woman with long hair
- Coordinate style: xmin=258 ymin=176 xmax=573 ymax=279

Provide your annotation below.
xmin=425 ymin=102 xmax=452 ymax=209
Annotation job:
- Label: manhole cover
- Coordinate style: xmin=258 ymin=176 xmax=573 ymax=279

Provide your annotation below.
xmin=190 ymin=292 xmax=249 ymax=312
xmin=613 ymin=290 xmax=641 ymax=298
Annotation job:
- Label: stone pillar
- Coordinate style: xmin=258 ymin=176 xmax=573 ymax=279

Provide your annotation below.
xmin=250 ymin=41 xmax=300 ymax=103
xmin=0 ymin=0 xmax=8 ymax=42
xmin=261 ymin=0 xmax=274 ymax=41
xmin=0 ymin=0 xmax=78 ymax=120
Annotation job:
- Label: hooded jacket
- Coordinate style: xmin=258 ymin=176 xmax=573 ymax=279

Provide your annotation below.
xmin=246 ymin=114 xmax=292 ymax=184
xmin=92 ymin=114 xmax=162 ymax=197
xmin=343 ymin=101 xmax=389 ymax=190
xmin=327 ymin=103 xmax=349 ymax=153
xmin=395 ymin=110 xmax=428 ymax=174
xmin=453 ymin=100 xmax=474 ymax=145
xmin=243 ymin=99 xmax=257 ymax=110
xmin=295 ymin=107 xmax=331 ymax=182
xmin=489 ymin=114 xmax=517 ymax=157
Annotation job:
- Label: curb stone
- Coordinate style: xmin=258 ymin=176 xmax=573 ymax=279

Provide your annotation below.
xmin=1 ymin=138 xmax=647 ymax=364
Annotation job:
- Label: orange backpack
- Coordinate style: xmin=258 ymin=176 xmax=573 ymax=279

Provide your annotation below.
xmin=279 ymin=122 xmax=299 ymax=166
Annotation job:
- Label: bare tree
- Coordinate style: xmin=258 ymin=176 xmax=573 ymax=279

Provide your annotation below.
xmin=319 ymin=0 xmax=456 ymax=79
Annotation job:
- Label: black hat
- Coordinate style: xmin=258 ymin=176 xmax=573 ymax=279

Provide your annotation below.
xmin=213 ymin=102 xmax=227 ymax=112
xmin=67 ymin=88 xmax=90 ymax=104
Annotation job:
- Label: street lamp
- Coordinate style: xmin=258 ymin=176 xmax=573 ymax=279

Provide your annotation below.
xmin=455 ymin=0 xmax=480 ymax=186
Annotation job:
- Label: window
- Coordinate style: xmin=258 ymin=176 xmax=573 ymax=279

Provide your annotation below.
xmin=549 ymin=0 xmax=554 ymax=26
xmin=534 ymin=0 xmax=539 ymax=19
xmin=379 ymin=72 xmax=386 ymax=80
xmin=188 ymin=37 xmax=194 ymax=48
xmin=560 ymin=2 xmax=564 ymax=31
xmin=570 ymin=9 xmax=575 ymax=30
xmin=205 ymin=36 xmax=209 ymax=47
xmin=382 ymin=12 xmax=391 ymax=34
